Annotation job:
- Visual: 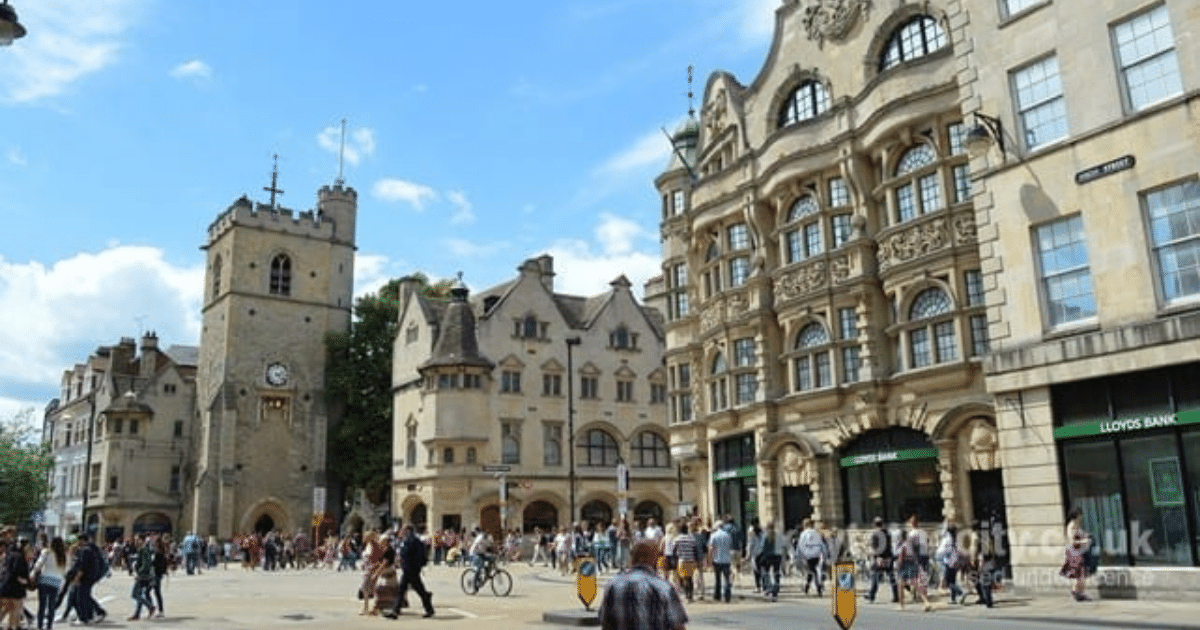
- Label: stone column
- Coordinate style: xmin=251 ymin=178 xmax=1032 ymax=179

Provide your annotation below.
xmin=936 ymin=439 xmax=958 ymax=522
xmin=758 ymin=459 xmax=777 ymax=527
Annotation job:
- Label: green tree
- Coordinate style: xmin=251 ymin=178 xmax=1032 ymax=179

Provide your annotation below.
xmin=325 ymin=274 xmax=454 ymax=504
xmin=0 ymin=407 xmax=54 ymax=527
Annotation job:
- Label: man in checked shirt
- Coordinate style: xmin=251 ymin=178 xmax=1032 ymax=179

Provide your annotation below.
xmin=598 ymin=540 xmax=689 ymax=630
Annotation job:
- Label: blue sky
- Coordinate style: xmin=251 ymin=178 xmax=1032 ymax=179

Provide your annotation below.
xmin=0 ymin=0 xmax=776 ymax=417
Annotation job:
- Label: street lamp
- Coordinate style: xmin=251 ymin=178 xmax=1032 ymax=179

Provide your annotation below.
xmin=0 ymin=1 xmax=27 ymax=46
xmin=965 ymin=112 xmax=1005 ymax=157
xmin=565 ymin=336 xmax=581 ymax=525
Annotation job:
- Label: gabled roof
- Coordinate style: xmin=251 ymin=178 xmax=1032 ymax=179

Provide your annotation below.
xmin=164 ymin=345 xmax=199 ymax=367
xmin=419 ymin=284 xmax=494 ymax=372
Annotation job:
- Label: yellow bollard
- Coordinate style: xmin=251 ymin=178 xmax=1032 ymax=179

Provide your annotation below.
xmin=576 ymin=555 xmax=598 ymax=610
xmin=832 ymin=561 xmax=857 ymax=630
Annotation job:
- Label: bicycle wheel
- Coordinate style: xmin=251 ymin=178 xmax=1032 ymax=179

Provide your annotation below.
xmin=461 ymin=568 xmax=480 ymax=595
xmin=491 ymin=569 xmax=513 ymax=596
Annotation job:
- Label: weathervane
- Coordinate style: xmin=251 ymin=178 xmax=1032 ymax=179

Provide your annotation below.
xmin=335 ymin=118 xmax=347 ymax=187
xmin=264 ymin=154 xmax=284 ymax=208
xmin=687 ymin=65 xmax=695 ymax=118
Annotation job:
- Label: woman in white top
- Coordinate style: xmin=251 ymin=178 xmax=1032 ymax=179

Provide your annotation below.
xmin=32 ymin=536 xmax=67 ymax=630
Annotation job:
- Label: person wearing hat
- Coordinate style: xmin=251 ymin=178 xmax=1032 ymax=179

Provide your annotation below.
xmin=866 ymin=517 xmax=898 ymax=603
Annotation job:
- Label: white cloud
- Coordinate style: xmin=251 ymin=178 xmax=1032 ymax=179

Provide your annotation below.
xmin=0 ymin=0 xmax=144 ymax=104
xmin=317 ymin=125 xmax=376 ymax=167
xmin=353 ymin=252 xmax=410 ymax=299
xmin=446 ymin=239 xmax=508 ymax=259
xmin=595 ymin=127 xmax=673 ymax=177
xmin=544 ymin=214 xmax=661 ymax=297
xmin=446 ymin=191 xmax=475 ymax=225
xmin=0 ymin=246 xmax=203 ymax=410
xmin=6 ymin=148 xmax=28 ymax=166
xmin=372 ymin=178 xmax=438 ymax=210
xmin=169 ymin=59 xmax=212 ymax=83
xmin=738 ymin=0 xmax=779 ymax=45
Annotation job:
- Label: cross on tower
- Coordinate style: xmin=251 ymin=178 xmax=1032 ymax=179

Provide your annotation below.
xmin=264 ymin=154 xmax=285 ymax=207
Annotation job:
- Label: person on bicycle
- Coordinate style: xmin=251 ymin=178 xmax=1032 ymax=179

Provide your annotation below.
xmin=468 ymin=528 xmax=494 ymax=586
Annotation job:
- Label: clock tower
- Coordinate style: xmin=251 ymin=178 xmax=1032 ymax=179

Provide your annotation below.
xmin=192 ymin=169 xmax=357 ymax=538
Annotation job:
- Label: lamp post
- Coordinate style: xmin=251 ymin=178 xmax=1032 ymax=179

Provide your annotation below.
xmin=565 ymin=336 xmax=581 ymax=525
xmin=79 ymin=392 xmax=97 ymax=536
xmin=965 ymin=112 xmax=1005 ymax=157
xmin=0 ymin=0 xmax=27 ymax=46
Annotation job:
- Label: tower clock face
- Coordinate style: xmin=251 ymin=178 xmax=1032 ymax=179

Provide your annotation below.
xmin=266 ymin=362 xmax=290 ymax=387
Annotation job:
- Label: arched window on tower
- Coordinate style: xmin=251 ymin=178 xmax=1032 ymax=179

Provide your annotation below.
xmin=778 ymin=80 xmax=831 ymax=128
xmin=269 ymin=254 xmax=292 ymax=296
xmin=211 ymin=255 xmax=222 ymax=300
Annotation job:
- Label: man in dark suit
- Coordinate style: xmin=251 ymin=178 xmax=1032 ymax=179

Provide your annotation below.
xmin=384 ymin=525 xmax=433 ymax=619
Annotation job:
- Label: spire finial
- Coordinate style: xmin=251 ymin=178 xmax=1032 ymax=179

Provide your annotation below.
xmin=335 ymin=118 xmax=347 ymax=186
xmin=687 ymin=65 xmax=695 ymax=118
xmin=263 ymin=154 xmax=284 ymax=208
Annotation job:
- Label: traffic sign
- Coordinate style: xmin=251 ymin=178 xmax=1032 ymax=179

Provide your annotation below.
xmin=482 ymin=465 xmax=512 ymax=472
xmin=832 ymin=561 xmax=857 ymax=629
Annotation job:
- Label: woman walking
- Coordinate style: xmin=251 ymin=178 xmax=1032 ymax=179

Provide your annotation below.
xmin=1 ymin=538 xmax=32 ymax=630
xmin=896 ymin=527 xmax=932 ymax=612
xmin=150 ymin=538 xmax=168 ymax=617
xmin=32 ymin=536 xmax=66 ymax=630
xmin=1060 ymin=508 xmax=1091 ymax=602
xmin=358 ymin=531 xmax=386 ymax=616
xmin=938 ymin=519 xmax=965 ymax=604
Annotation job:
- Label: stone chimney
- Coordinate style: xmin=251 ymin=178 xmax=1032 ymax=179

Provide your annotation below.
xmin=536 ymin=254 xmax=555 ymax=292
xmin=140 ymin=331 xmax=159 ymax=379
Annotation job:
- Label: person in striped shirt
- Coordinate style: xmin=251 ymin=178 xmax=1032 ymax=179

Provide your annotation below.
xmin=672 ymin=524 xmax=698 ymax=602
xmin=598 ymin=540 xmax=688 ymax=630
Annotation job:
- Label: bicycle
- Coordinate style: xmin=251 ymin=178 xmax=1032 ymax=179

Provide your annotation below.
xmin=460 ymin=554 xmax=513 ymax=596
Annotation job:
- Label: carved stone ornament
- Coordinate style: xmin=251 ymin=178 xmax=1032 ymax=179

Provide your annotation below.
xmin=803 ymin=0 xmax=872 ymax=47
xmin=701 ymin=302 xmax=724 ymax=332
xmin=774 ymin=261 xmax=828 ymax=300
xmin=778 ymin=445 xmax=815 ymax=486
xmin=728 ymin=292 xmax=749 ymax=314
xmin=968 ymin=418 xmax=1000 ymax=470
xmin=878 ymin=219 xmax=949 ymax=273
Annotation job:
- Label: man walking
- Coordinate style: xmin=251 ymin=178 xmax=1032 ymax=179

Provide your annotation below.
xmin=795 ymin=518 xmax=827 ymax=596
xmin=182 ymin=532 xmax=201 ymax=575
xmin=598 ymin=540 xmax=688 ymax=630
xmin=756 ymin=522 xmax=783 ymax=602
xmin=866 ymin=517 xmax=898 ymax=603
xmin=707 ymin=523 xmax=732 ymax=603
xmin=384 ymin=525 xmax=433 ymax=619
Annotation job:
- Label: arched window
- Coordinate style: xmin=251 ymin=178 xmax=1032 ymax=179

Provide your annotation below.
xmin=794 ymin=322 xmax=832 ymax=391
xmin=709 ymin=352 xmax=728 ymax=412
xmin=633 ymin=501 xmax=663 ymax=525
xmin=523 ymin=500 xmax=558 ymax=533
xmin=632 ymin=431 xmax=670 ymax=468
xmin=880 ymin=16 xmax=947 ymax=71
xmin=784 ymin=196 xmax=824 ymax=264
xmin=907 ymin=287 xmax=956 ymax=368
xmin=269 ymin=254 xmax=292 ymax=296
xmin=892 ymin=144 xmax=942 ymax=224
xmin=211 ymin=255 xmax=222 ymax=300
xmin=580 ymin=500 xmax=613 ymax=528
xmin=405 ymin=423 xmax=417 ymax=469
xmin=778 ymin=80 xmax=831 ymax=128
xmin=578 ymin=429 xmax=620 ymax=466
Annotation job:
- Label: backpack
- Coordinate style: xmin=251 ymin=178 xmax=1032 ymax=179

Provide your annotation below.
xmin=413 ymin=539 xmax=428 ymax=568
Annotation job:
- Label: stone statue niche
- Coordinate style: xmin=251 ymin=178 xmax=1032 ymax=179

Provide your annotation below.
xmin=966 ymin=419 xmax=1000 ymax=471
xmin=779 ymin=445 xmax=814 ymax=487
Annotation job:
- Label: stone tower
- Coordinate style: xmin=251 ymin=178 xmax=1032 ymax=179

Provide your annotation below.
xmin=192 ymin=182 xmax=357 ymax=537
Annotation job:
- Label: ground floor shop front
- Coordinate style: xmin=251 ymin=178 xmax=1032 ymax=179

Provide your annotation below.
xmin=390 ymin=474 xmax=680 ymax=538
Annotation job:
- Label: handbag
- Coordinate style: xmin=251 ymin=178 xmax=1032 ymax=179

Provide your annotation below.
xmin=357 ymin=587 xmax=364 ymax=600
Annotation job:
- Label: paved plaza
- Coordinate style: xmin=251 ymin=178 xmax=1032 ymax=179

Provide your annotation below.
xmin=58 ymin=561 xmax=1200 ymax=630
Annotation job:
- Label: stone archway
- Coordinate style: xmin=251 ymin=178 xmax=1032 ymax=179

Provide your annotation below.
xmin=239 ymin=498 xmax=291 ymax=536
xmin=758 ymin=434 xmax=824 ymax=525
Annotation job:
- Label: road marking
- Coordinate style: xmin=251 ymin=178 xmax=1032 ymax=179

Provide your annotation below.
xmin=447 ymin=607 xmax=478 ymax=618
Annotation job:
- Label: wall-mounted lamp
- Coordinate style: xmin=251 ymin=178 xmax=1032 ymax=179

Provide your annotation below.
xmin=965 ymin=112 xmax=1004 ymax=157
xmin=0 ymin=1 xmax=27 ymax=46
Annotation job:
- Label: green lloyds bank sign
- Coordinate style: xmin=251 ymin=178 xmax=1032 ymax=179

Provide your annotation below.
xmin=1053 ymin=408 xmax=1200 ymax=440
xmin=839 ymin=447 xmax=939 ymax=468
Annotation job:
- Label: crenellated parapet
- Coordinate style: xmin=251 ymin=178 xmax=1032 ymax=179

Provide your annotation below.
xmin=206 ymin=195 xmax=336 ymax=245
xmin=318 ymin=183 xmax=357 ymax=200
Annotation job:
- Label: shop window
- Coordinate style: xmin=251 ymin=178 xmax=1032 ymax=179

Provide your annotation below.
xmin=1184 ymin=433 xmax=1200 ymax=564
xmin=1120 ymin=434 xmax=1192 ymax=565
xmin=840 ymin=428 xmax=941 ymax=525
xmin=1062 ymin=441 xmax=1131 ymax=566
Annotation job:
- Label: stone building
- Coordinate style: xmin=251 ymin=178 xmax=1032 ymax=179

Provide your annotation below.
xmin=658 ymin=0 xmax=999 ymax=560
xmin=961 ymin=0 xmax=1200 ymax=597
xmin=391 ymin=256 xmax=678 ymax=536
xmin=191 ymin=181 xmax=356 ymax=537
xmin=662 ymin=0 xmax=1199 ymax=599
xmin=42 ymin=333 xmax=198 ymax=540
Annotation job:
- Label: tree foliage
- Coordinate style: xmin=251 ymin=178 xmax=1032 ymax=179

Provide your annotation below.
xmin=325 ymin=274 xmax=453 ymax=504
xmin=0 ymin=407 xmax=54 ymax=527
